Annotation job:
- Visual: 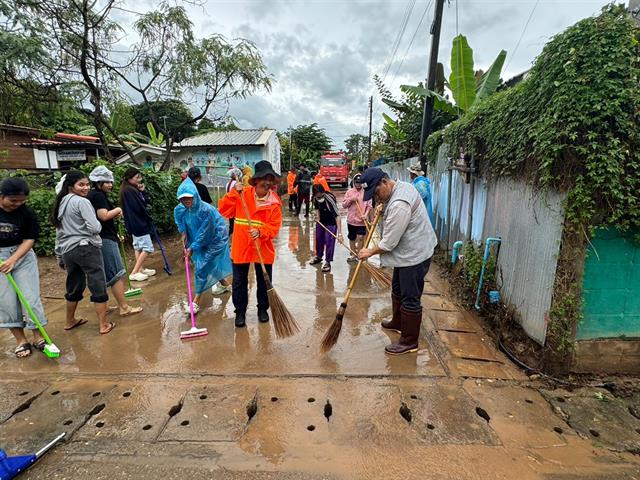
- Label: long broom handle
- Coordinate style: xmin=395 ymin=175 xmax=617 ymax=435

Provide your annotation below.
xmin=316 ymin=220 xmax=359 ymax=258
xmin=238 ymin=189 xmax=272 ymax=285
xmin=341 ymin=205 xmax=383 ymax=306
xmin=354 ymin=200 xmax=371 ymax=234
xmin=0 ymin=260 xmax=53 ymax=345
xmin=184 ymin=250 xmax=197 ymax=328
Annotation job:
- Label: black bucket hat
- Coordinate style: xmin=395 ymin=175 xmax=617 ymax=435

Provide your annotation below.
xmin=251 ymin=160 xmax=281 ymax=181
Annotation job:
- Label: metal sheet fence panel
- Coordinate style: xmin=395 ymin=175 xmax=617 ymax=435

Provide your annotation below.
xmin=380 ymin=148 xmax=566 ymax=345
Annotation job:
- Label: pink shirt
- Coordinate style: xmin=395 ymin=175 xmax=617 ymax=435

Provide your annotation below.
xmin=342 ymin=187 xmax=371 ymax=226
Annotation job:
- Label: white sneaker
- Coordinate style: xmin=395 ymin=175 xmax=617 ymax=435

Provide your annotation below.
xmin=129 ymin=272 xmax=149 ymax=282
xmin=184 ymin=302 xmax=200 ymax=315
xmin=211 ymin=283 xmax=231 ymax=295
xmin=142 ymin=268 xmax=156 ymax=276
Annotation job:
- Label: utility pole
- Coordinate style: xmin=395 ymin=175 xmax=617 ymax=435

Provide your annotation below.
xmin=418 ymin=0 xmax=446 ymax=174
xmin=367 ymin=96 xmax=373 ymax=165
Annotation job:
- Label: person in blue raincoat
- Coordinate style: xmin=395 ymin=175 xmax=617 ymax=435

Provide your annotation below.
xmin=407 ymin=163 xmax=435 ymax=228
xmin=174 ymin=178 xmax=232 ymax=314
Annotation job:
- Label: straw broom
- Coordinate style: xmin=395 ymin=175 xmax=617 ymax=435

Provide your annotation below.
xmin=239 ymin=192 xmax=299 ymax=338
xmin=315 ymin=219 xmax=391 ymax=289
xmin=320 ymin=205 xmax=384 ymax=352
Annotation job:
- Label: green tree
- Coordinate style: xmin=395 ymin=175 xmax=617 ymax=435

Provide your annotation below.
xmin=344 ymin=133 xmax=369 ymax=166
xmin=131 ymin=100 xmax=195 ymax=141
xmin=194 ymin=117 xmax=240 ymax=134
xmin=281 ymin=123 xmax=332 ymax=169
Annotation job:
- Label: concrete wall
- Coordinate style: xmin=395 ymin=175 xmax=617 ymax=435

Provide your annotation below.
xmin=380 ymin=147 xmax=566 ymax=345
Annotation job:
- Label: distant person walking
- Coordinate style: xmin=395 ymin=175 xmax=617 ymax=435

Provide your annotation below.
xmin=310 ymin=184 xmax=342 ymax=273
xmin=313 ymin=171 xmax=331 ymax=192
xmin=0 ymin=178 xmax=48 ymax=357
xmin=341 ymin=173 xmax=371 ymax=263
xmin=358 ymin=168 xmax=437 ymax=355
xmin=87 ymin=166 xmax=142 ymax=318
xmin=120 ymin=167 xmax=155 ymax=282
xmin=53 ymin=171 xmax=114 ymax=335
xmin=287 ymin=167 xmax=298 ymax=212
xmin=407 ymin=163 xmax=435 ymax=228
xmin=294 ymin=166 xmax=312 ymax=217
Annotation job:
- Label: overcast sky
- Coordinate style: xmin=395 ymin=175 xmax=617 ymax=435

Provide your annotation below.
xmin=117 ymin=0 xmax=614 ymax=148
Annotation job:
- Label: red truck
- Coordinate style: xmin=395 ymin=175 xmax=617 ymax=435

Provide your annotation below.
xmin=319 ymin=151 xmax=349 ymax=188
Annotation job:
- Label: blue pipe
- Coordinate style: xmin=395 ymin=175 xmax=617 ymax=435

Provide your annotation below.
xmin=451 ymin=241 xmax=464 ymax=265
xmin=475 ymin=237 xmax=502 ymax=310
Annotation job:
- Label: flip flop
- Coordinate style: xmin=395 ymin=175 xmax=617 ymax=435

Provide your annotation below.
xmin=120 ymin=306 xmax=143 ymax=317
xmin=15 ymin=343 xmax=32 ymax=358
xmin=100 ymin=322 xmax=116 ymax=335
xmin=64 ymin=318 xmax=88 ymax=331
xmin=32 ymin=339 xmax=46 ymax=352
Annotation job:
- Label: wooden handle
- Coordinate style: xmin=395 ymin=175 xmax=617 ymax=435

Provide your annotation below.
xmin=355 ymin=201 xmax=371 ymax=234
xmin=342 ymin=205 xmax=383 ymax=305
xmin=316 ymin=220 xmax=359 ymax=258
xmin=238 ymin=190 xmax=271 ymax=282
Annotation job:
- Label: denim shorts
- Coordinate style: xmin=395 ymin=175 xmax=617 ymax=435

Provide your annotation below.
xmin=0 ymin=246 xmax=49 ymax=329
xmin=101 ymin=238 xmax=126 ymax=287
xmin=132 ymin=234 xmax=154 ymax=253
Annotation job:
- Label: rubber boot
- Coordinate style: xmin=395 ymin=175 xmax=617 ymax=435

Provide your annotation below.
xmin=381 ymin=293 xmax=402 ymax=333
xmin=258 ymin=309 xmax=270 ymax=323
xmin=235 ymin=311 xmax=246 ymax=328
xmin=385 ymin=307 xmax=421 ymax=355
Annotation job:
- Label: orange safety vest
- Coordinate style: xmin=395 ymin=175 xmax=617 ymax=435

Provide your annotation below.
xmin=287 ymin=172 xmax=297 ymax=195
xmin=218 ymin=186 xmax=282 ymax=264
xmin=313 ymin=175 xmax=331 ymax=192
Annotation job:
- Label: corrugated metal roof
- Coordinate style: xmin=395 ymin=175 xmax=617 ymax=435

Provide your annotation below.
xmin=178 ymin=129 xmax=274 ymax=147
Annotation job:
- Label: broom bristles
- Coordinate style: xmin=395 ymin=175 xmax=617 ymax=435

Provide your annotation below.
xmin=267 ymin=288 xmax=300 ymax=339
xmin=320 ymin=316 xmax=343 ymax=353
xmin=361 ymin=262 xmax=392 ymax=288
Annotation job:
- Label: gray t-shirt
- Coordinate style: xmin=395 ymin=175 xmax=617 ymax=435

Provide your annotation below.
xmin=55 ymin=194 xmax=102 ymax=256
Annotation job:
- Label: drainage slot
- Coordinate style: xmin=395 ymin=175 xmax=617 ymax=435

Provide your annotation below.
xmin=96 ymin=421 xmax=105 ymax=428
xmin=88 ymin=403 xmax=106 ymax=416
xmin=12 ymin=398 xmax=34 ymax=415
xmin=308 ymin=397 xmax=315 ymax=403
xmin=199 ymin=394 xmax=208 ymax=400
xmin=525 ymin=399 xmax=533 ymax=404
xmin=122 ymin=391 xmax=131 ymax=398
xmin=556 ymin=396 xmax=566 ymax=403
xmin=246 ymin=396 xmax=258 ymax=422
xmin=399 ymin=402 xmax=412 ymax=423
xmin=51 ymin=390 xmax=60 ymax=396
xmin=410 ymin=395 xmax=418 ymax=400
xmin=427 ymin=423 xmax=435 ymax=430
xmin=92 ymin=392 xmax=101 ymax=397
xmin=589 ymin=429 xmax=600 ymax=438
xmin=63 ymin=420 xmax=73 ymax=426
xmin=271 ymin=397 xmax=278 ymax=402
xmin=307 ymin=425 xmax=316 ymax=432
xmin=143 ymin=424 xmax=152 ymax=431
xmin=180 ymin=420 xmax=190 ymax=426
xmin=18 ymin=391 xmax=29 ymax=397
xmin=476 ymin=407 xmax=490 ymax=423
xmin=168 ymin=402 xmax=183 ymax=418
xmin=553 ymin=427 xmax=564 ymax=434
xmin=324 ymin=400 xmax=333 ymax=421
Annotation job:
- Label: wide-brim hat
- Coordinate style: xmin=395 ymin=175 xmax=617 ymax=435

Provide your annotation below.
xmin=251 ymin=161 xmax=280 ymax=181
xmin=407 ymin=163 xmax=424 ymax=176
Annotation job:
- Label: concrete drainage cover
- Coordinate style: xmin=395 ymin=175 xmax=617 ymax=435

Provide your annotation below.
xmin=0 ymin=380 xmax=115 ymax=453
xmin=0 ymin=380 xmax=50 ymax=423
xmin=438 ymin=331 xmax=500 ymax=362
xmin=74 ymin=382 xmax=186 ymax=442
xmin=429 ymin=310 xmax=478 ymax=333
xmin=423 ymin=296 xmax=458 ymax=312
xmin=541 ymin=388 xmax=640 ymax=453
xmin=402 ymin=384 xmax=501 ymax=446
xmin=159 ymin=385 xmax=257 ymax=442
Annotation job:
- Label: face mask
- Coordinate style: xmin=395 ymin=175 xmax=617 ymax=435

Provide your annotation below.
xmin=317 ymin=197 xmax=325 ymax=203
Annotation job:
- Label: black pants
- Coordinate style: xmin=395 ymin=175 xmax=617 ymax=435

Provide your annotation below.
xmin=232 ymin=263 xmax=273 ymax=313
xmin=63 ymin=244 xmax=109 ymax=303
xmin=391 ymin=257 xmax=431 ymax=312
xmin=288 ymin=193 xmax=298 ymax=211
xmin=296 ymin=193 xmax=310 ymax=216
xmin=229 ymin=217 xmax=235 ymax=235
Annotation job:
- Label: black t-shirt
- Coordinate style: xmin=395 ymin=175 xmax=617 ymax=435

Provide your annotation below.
xmin=87 ymin=189 xmax=118 ymax=242
xmin=0 ymin=205 xmax=40 ymax=247
xmin=195 ymin=182 xmax=213 ymax=204
xmin=314 ymin=193 xmax=339 ymax=226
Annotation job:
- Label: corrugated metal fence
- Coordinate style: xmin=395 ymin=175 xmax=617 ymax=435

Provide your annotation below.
xmin=380 ymin=148 xmax=566 ymax=345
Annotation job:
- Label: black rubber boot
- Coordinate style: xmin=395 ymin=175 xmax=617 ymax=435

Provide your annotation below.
xmin=258 ymin=309 xmax=270 ymax=323
xmin=235 ymin=311 xmax=246 ymax=328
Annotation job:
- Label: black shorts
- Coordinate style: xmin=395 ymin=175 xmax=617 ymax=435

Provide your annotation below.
xmin=347 ymin=224 xmax=367 ymax=241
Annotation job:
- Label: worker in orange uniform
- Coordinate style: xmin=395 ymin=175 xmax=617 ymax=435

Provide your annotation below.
xmin=218 ymin=161 xmax=283 ymax=328
xmin=287 ymin=167 xmax=297 ymax=212
xmin=313 ymin=171 xmax=331 ymax=192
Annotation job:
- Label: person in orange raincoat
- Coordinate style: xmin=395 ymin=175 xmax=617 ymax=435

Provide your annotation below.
xmin=312 ymin=171 xmax=331 ymax=192
xmin=286 ymin=167 xmax=297 ymax=212
xmin=218 ymin=160 xmax=283 ymax=328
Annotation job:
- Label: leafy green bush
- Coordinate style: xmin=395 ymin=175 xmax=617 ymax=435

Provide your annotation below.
xmin=27 ymin=189 xmax=57 ymax=256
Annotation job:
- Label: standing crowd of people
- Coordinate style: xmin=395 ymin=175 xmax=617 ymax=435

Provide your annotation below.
xmin=1 ymin=157 xmax=437 ymax=358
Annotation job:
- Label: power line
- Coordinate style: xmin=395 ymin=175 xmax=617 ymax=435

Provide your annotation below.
xmin=380 ymin=0 xmax=417 ymax=85
xmin=504 ymin=0 xmax=540 ymax=72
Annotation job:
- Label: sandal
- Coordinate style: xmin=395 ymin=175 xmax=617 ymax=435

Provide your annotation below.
xmin=322 ymin=262 xmax=331 ymax=272
xmin=15 ymin=343 xmax=32 ymax=358
xmin=100 ymin=322 xmax=116 ymax=335
xmin=64 ymin=318 xmax=88 ymax=331
xmin=32 ymin=339 xmax=47 ymax=352
xmin=120 ymin=306 xmax=143 ymax=317
xmin=309 ymin=257 xmax=322 ymax=265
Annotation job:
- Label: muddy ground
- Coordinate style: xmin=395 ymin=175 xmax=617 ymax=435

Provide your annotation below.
xmin=2 ymin=190 xmax=640 ymax=479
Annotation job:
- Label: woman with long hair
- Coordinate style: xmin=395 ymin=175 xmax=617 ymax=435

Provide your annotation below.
xmin=119 ymin=167 xmax=154 ymax=282
xmin=0 ymin=177 xmax=49 ymax=357
xmin=52 ymin=170 xmax=114 ymax=335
